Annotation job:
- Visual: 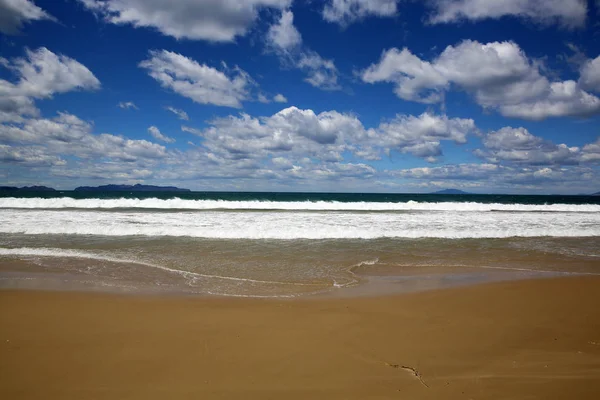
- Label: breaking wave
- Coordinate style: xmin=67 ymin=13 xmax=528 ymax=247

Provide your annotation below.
xmin=1 ymin=197 xmax=599 ymax=212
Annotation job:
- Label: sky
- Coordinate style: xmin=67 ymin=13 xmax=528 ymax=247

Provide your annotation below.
xmin=0 ymin=0 xmax=599 ymax=194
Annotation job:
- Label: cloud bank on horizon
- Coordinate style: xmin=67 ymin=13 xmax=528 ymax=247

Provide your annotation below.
xmin=0 ymin=0 xmax=599 ymax=194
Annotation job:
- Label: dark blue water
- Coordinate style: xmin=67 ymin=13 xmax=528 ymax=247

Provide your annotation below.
xmin=2 ymin=190 xmax=599 ymax=205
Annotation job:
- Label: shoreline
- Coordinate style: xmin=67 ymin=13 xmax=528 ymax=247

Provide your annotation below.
xmin=0 ymin=262 xmax=583 ymax=299
xmin=2 ymin=276 xmax=600 ymax=399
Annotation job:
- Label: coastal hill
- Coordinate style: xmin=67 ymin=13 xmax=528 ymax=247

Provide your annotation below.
xmin=0 ymin=186 xmax=56 ymax=191
xmin=430 ymin=189 xmax=471 ymax=195
xmin=74 ymin=184 xmax=190 ymax=192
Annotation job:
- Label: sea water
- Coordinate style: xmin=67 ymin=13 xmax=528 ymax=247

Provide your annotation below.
xmin=1 ymin=191 xmax=599 ymax=297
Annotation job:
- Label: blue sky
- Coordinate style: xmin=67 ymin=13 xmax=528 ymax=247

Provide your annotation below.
xmin=1 ymin=0 xmax=599 ymax=193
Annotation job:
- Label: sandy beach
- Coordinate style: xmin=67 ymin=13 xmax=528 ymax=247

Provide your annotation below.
xmin=1 ymin=276 xmax=600 ymax=399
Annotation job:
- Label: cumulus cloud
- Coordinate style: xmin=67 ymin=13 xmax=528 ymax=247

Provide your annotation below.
xmin=0 ymin=112 xmax=167 ymax=163
xmin=296 ymin=51 xmax=340 ymax=90
xmin=394 ymin=163 xmax=504 ymax=180
xmin=361 ymin=47 xmax=448 ymax=103
xmin=79 ymin=0 xmax=290 ymax=42
xmin=266 ymin=11 xmax=340 ymax=90
xmin=257 ymin=93 xmax=270 ymax=103
xmin=139 ymin=50 xmax=255 ymax=108
xmin=0 ymin=113 xmax=169 ymax=182
xmin=377 ymin=112 xmax=476 ymax=161
xmin=0 ymin=47 xmax=100 ymax=122
xmin=579 ymin=55 xmax=600 ymax=92
xmin=3 ymin=103 xmax=596 ymax=191
xmin=360 ymin=40 xmax=600 ymax=120
xmin=322 ymin=0 xmax=398 ymax=25
xmin=182 ymin=107 xmax=474 ymax=165
xmin=0 ymin=0 xmax=56 ymax=34
xmin=165 ymin=106 xmax=189 ymax=120
xmin=477 ymin=127 xmax=580 ymax=165
xmin=0 ymin=144 xmax=65 ymax=167
xmin=0 ymin=108 xmax=172 ymax=187
xmin=148 ymin=126 xmax=175 ymax=143
xmin=499 ymin=81 xmax=600 ymax=119
xmin=257 ymin=93 xmax=289 ymax=103
xmin=273 ymin=93 xmax=288 ymax=103
xmin=0 ymin=106 xmax=396 ymax=189
xmin=266 ymin=10 xmax=301 ymax=50
xmin=2 ymin=48 xmax=100 ymax=97
xmin=118 ymin=101 xmax=138 ymax=110
xmin=323 ymin=0 xmax=588 ymax=29
xmin=581 ymin=138 xmax=600 ymax=163
xmin=428 ymin=0 xmax=588 ymax=29
xmin=183 ymin=107 xmax=365 ymax=163
xmin=395 ymin=162 xmax=600 ymax=193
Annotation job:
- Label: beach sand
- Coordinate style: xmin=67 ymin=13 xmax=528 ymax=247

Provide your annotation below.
xmin=1 ymin=276 xmax=600 ymax=399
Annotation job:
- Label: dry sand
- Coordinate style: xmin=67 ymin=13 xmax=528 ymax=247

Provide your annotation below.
xmin=1 ymin=276 xmax=600 ymax=399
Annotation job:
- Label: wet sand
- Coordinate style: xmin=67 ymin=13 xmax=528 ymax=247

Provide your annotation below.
xmin=1 ymin=276 xmax=600 ymax=399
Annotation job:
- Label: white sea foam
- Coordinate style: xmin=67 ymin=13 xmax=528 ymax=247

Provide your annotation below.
xmin=1 ymin=208 xmax=599 ymax=239
xmin=353 ymin=258 xmax=380 ymax=267
xmin=1 ymin=197 xmax=599 ymax=212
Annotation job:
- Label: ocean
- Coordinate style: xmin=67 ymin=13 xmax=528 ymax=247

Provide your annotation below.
xmin=1 ymin=191 xmax=599 ymax=297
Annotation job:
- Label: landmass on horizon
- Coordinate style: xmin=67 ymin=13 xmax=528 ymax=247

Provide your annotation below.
xmin=0 ymin=186 xmax=56 ymax=192
xmin=1 ymin=185 xmax=600 ymax=195
xmin=74 ymin=184 xmax=191 ymax=192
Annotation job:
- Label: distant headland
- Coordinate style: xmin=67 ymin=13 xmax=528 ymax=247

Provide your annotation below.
xmin=74 ymin=184 xmax=190 ymax=192
xmin=430 ymin=189 xmax=471 ymax=195
xmin=0 ymin=186 xmax=56 ymax=192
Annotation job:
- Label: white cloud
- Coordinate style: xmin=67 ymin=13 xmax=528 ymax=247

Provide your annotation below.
xmin=3 ymin=104 xmax=596 ymax=192
xmin=266 ymin=11 xmax=340 ymax=91
xmin=478 ymin=127 xmax=580 ymax=165
xmin=581 ymin=138 xmax=600 ymax=163
xmin=360 ymin=40 xmax=600 ymax=120
xmin=428 ymin=0 xmax=588 ymax=28
xmin=322 ymin=0 xmax=398 ymax=25
xmin=5 ymin=48 xmax=100 ymax=98
xmin=297 ymin=51 xmax=341 ymax=90
xmin=395 ymin=163 xmax=600 ymax=193
xmin=184 ymin=106 xmax=363 ymax=163
xmin=0 ymin=112 xmax=167 ymax=163
xmin=579 ymin=55 xmax=600 ymax=92
xmin=79 ymin=0 xmax=290 ymax=42
xmin=377 ymin=112 xmax=476 ymax=161
xmin=165 ymin=106 xmax=189 ymax=120
xmin=0 ymin=47 xmax=100 ymax=122
xmin=0 ymin=144 xmax=65 ymax=167
xmin=148 ymin=126 xmax=175 ymax=143
xmin=499 ymin=81 xmax=600 ymax=119
xmin=361 ymin=47 xmax=447 ymax=103
xmin=434 ymin=40 xmax=546 ymax=106
xmin=118 ymin=101 xmax=138 ymax=110
xmin=0 ymin=0 xmax=56 ymax=34
xmin=394 ymin=163 xmax=504 ymax=180
xmin=257 ymin=93 xmax=270 ymax=103
xmin=273 ymin=93 xmax=288 ymax=103
xmin=0 ymin=84 xmax=38 ymax=123
xmin=182 ymin=107 xmax=474 ymax=164
xmin=0 ymin=107 xmax=392 ymax=189
xmin=257 ymin=93 xmax=289 ymax=103
xmin=139 ymin=50 xmax=254 ymax=108
xmin=266 ymin=10 xmax=301 ymax=50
